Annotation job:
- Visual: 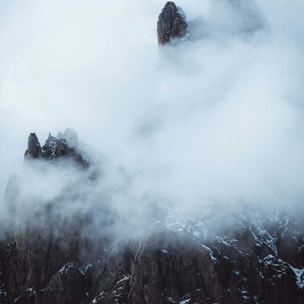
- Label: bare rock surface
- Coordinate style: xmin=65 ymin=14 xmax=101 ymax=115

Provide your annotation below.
xmin=24 ymin=133 xmax=42 ymax=159
xmin=24 ymin=131 xmax=89 ymax=168
xmin=157 ymin=2 xmax=188 ymax=45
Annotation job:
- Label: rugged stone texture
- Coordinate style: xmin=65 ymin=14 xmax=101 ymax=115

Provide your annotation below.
xmin=157 ymin=1 xmax=265 ymax=46
xmin=24 ymin=131 xmax=89 ymax=168
xmin=2 ymin=206 xmax=303 ymax=303
xmin=24 ymin=133 xmax=42 ymax=159
xmin=157 ymin=2 xmax=188 ymax=45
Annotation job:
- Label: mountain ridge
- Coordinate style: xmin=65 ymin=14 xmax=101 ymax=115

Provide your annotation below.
xmin=0 ymin=130 xmax=303 ymax=303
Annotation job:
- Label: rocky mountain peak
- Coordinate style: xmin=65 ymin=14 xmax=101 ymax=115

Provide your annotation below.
xmin=24 ymin=133 xmax=42 ymax=159
xmin=157 ymin=1 xmax=188 ymax=45
xmin=24 ymin=130 xmax=89 ymax=168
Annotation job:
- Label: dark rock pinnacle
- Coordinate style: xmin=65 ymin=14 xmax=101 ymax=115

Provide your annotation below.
xmin=157 ymin=2 xmax=188 ymax=45
xmin=24 ymin=133 xmax=42 ymax=159
xmin=24 ymin=130 xmax=89 ymax=168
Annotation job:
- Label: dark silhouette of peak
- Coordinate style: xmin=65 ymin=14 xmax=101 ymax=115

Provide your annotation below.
xmin=24 ymin=130 xmax=89 ymax=168
xmin=157 ymin=1 xmax=265 ymax=46
xmin=24 ymin=133 xmax=42 ymax=159
xmin=157 ymin=2 xmax=188 ymax=45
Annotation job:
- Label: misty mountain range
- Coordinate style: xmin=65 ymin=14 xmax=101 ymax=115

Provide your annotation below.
xmin=1 ymin=1 xmax=304 ymax=303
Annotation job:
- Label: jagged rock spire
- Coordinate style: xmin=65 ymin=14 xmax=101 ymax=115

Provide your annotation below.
xmin=24 ymin=133 xmax=42 ymax=159
xmin=23 ymin=130 xmax=89 ymax=168
xmin=157 ymin=1 xmax=188 ymax=45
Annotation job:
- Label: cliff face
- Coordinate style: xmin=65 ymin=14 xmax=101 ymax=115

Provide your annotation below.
xmin=0 ymin=131 xmax=303 ymax=304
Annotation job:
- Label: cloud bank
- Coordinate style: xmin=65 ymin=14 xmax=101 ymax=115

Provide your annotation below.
xmin=1 ymin=0 xmax=304 ymax=232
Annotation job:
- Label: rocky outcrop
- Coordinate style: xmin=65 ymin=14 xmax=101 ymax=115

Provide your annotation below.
xmin=157 ymin=1 xmax=265 ymax=46
xmin=24 ymin=133 xmax=42 ymax=159
xmin=24 ymin=130 xmax=89 ymax=167
xmin=157 ymin=2 xmax=188 ymax=45
xmin=1 ymin=131 xmax=304 ymax=304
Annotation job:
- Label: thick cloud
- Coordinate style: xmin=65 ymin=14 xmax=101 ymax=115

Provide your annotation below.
xmin=1 ymin=0 xmax=304 ymax=226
